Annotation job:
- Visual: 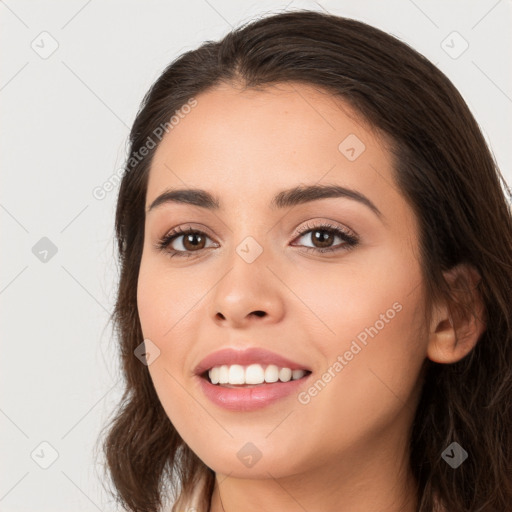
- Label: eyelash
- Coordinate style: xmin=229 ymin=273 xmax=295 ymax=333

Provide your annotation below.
xmin=155 ymin=222 xmax=359 ymax=259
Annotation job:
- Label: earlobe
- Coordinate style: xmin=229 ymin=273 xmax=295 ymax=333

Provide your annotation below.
xmin=426 ymin=263 xmax=487 ymax=364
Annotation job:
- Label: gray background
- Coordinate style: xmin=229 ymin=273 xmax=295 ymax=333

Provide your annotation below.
xmin=1 ymin=0 xmax=511 ymax=510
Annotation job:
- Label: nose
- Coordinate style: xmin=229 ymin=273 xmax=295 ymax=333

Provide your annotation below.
xmin=209 ymin=248 xmax=286 ymax=329
xmin=216 ymin=309 xmax=267 ymax=322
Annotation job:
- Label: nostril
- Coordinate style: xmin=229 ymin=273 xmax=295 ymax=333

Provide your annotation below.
xmin=252 ymin=311 xmax=266 ymax=317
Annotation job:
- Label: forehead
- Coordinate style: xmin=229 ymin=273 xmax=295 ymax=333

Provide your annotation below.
xmin=146 ymin=82 xmax=396 ymax=212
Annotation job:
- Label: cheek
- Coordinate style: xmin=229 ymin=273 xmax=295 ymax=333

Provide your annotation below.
xmin=137 ymin=254 xmax=204 ymax=341
xmin=136 ymin=254 xmax=209 ymax=415
xmin=302 ymin=306 xmax=427 ymax=463
xmin=292 ymin=244 xmax=426 ymax=391
xmin=294 ymin=241 xmax=424 ymax=355
xmin=293 ymin=258 xmax=428 ymax=451
xmin=136 ymin=260 xmax=202 ymax=448
xmin=137 ymin=258 xmax=188 ymax=391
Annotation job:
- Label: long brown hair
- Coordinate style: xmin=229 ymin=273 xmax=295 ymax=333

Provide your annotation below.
xmin=97 ymin=10 xmax=512 ymax=511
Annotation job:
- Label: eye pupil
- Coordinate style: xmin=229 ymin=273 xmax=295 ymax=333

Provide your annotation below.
xmin=183 ymin=233 xmax=205 ymax=250
xmin=313 ymin=229 xmax=334 ymax=248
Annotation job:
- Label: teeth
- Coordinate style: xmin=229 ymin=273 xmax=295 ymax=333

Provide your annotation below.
xmin=292 ymin=369 xmax=306 ymax=380
xmin=279 ymin=367 xmax=292 ymax=382
xmin=228 ymin=364 xmax=245 ymax=384
xmin=219 ymin=365 xmax=229 ymax=384
xmin=207 ymin=364 xmax=308 ymax=386
xmin=246 ymin=364 xmax=265 ymax=384
xmin=264 ymin=364 xmax=279 ymax=383
xmin=209 ymin=366 xmax=220 ymax=384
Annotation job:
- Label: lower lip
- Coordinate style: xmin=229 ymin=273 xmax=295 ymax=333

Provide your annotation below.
xmin=197 ymin=374 xmax=312 ymax=411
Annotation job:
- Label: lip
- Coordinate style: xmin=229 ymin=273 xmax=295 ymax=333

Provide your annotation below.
xmin=194 ymin=347 xmax=313 ymax=412
xmin=197 ymin=372 xmax=312 ymax=411
xmin=194 ymin=347 xmax=312 ymax=376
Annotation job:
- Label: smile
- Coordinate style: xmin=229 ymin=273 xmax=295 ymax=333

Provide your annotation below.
xmin=206 ymin=363 xmax=310 ymax=386
xmin=194 ymin=347 xmax=313 ymax=411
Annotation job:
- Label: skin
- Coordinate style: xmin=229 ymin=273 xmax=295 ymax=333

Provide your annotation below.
xmin=137 ymin=82 xmax=485 ymax=512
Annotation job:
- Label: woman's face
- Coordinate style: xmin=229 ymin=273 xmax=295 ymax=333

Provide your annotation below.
xmin=137 ymin=82 xmax=429 ymax=479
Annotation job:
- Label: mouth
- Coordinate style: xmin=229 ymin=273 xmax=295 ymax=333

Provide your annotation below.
xmin=194 ymin=347 xmax=313 ymax=410
xmin=200 ymin=364 xmax=313 ymax=388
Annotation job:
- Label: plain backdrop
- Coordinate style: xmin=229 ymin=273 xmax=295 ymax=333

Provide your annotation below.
xmin=1 ymin=1 xmax=511 ymax=510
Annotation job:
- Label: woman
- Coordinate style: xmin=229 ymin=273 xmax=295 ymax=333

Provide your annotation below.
xmin=99 ymin=10 xmax=512 ymax=512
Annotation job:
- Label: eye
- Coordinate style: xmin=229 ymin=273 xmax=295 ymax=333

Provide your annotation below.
xmin=290 ymin=221 xmax=359 ymax=255
xmin=155 ymin=221 xmax=359 ymax=259
xmin=155 ymin=225 xmax=218 ymax=258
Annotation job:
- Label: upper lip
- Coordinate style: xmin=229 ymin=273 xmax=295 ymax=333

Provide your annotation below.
xmin=194 ymin=347 xmax=312 ymax=376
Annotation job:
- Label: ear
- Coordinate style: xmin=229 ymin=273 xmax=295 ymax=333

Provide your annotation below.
xmin=427 ymin=263 xmax=487 ymax=364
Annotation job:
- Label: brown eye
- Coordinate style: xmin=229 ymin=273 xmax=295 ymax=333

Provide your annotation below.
xmin=161 ymin=228 xmax=215 ymax=255
xmin=292 ymin=222 xmax=359 ymax=254
xmin=179 ymin=231 xmax=207 ymax=251
xmin=308 ymin=229 xmax=336 ymax=248
xmin=155 ymin=225 xmax=214 ymax=257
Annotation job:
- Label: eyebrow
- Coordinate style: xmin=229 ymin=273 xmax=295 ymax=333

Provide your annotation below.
xmin=147 ymin=184 xmax=382 ymax=218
